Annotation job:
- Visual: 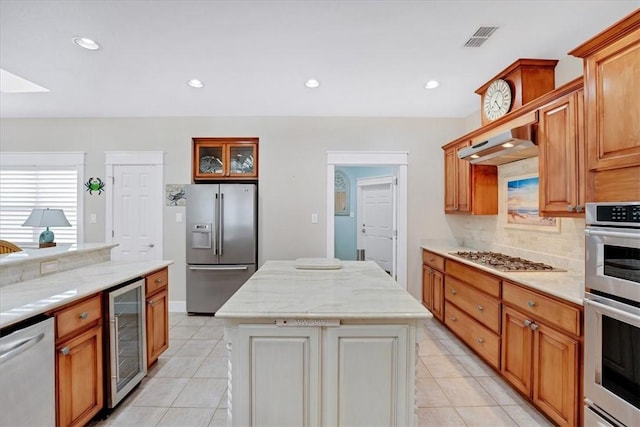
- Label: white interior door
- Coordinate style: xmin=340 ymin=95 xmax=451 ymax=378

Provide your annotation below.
xmin=111 ymin=164 xmax=162 ymax=261
xmin=357 ymin=176 xmax=396 ymax=276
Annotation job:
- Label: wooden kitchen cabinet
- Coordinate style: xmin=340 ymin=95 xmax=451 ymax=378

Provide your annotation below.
xmin=569 ymin=10 xmax=640 ymax=202
xmin=538 ymin=80 xmax=586 ymax=216
xmin=145 ymin=267 xmax=169 ymax=368
xmin=193 ymin=137 xmax=258 ymax=181
xmin=422 ymin=250 xmax=444 ymax=321
xmin=502 ymin=281 xmax=581 ymax=427
xmin=443 ymin=260 xmax=502 ymax=369
xmin=443 ymin=139 xmax=498 ymax=215
xmin=53 ymin=294 xmax=103 ymax=427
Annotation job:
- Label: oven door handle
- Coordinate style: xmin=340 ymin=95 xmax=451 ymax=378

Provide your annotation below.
xmin=584 ymin=297 xmax=640 ymax=325
xmin=584 ymin=228 xmax=640 ymax=239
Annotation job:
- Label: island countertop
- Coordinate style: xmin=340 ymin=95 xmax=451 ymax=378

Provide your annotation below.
xmin=216 ymin=260 xmax=431 ymax=320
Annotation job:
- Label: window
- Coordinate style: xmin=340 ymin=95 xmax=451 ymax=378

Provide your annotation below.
xmin=0 ymin=153 xmax=85 ymax=246
xmin=334 ymin=170 xmax=350 ymax=216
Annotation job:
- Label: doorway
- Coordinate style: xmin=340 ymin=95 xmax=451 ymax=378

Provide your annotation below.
xmin=105 ymin=152 xmax=164 ymax=261
xmin=326 ymin=151 xmax=408 ymax=289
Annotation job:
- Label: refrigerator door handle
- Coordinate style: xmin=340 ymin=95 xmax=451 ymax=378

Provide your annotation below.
xmin=219 ymin=193 xmax=224 ymax=256
xmin=188 ymin=266 xmax=249 ymax=271
xmin=214 ymin=193 xmax=219 ymax=255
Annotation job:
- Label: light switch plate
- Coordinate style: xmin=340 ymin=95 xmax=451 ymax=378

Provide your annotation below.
xmin=176 ymin=212 xmax=183 ymax=223
xmin=89 ymin=213 xmax=97 ymax=223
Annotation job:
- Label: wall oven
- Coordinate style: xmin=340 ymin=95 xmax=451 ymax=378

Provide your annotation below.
xmin=104 ymin=278 xmax=147 ymax=408
xmin=584 ymin=202 xmax=640 ymax=427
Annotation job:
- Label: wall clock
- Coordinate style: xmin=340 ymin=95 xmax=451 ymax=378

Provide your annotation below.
xmin=483 ymin=79 xmax=512 ymax=121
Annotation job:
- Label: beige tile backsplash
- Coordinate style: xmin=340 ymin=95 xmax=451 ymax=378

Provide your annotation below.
xmin=446 ymin=158 xmax=585 ymax=273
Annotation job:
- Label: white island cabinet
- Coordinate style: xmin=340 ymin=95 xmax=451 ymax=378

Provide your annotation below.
xmin=216 ymin=260 xmax=431 ymax=427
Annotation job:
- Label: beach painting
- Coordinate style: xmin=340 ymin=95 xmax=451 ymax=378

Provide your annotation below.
xmin=506 ymin=176 xmax=559 ymax=231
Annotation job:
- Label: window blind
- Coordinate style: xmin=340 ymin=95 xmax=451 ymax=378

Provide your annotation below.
xmin=0 ymin=168 xmax=78 ymax=245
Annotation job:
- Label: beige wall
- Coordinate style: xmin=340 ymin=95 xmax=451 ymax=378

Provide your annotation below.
xmin=0 ymin=116 xmax=465 ymax=303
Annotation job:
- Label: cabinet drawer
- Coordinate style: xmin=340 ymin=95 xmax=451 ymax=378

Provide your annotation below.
xmin=445 ymin=302 xmax=500 ymax=370
xmin=444 ymin=276 xmax=500 ymax=334
xmin=55 ymin=294 xmax=102 ymax=339
xmin=445 ymin=260 xmax=501 ymax=298
xmin=146 ymin=268 xmax=168 ymax=296
xmin=503 ymin=281 xmax=581 ymax=336
xmin=422 ymin=250 xmax=445 ymax=272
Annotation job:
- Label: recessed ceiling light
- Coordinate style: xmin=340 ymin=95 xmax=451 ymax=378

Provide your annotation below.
xmin=304 ymin=79 xmax=320 ymax=88
xmin=424 ymin=80 xmax=440 ymax=89
xmin=72 ymin=37 xmax=100 ymax=51
xmin=187 ymin=79 xmax=204 ymax=88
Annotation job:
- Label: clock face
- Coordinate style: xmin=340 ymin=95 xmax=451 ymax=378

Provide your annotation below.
xmin=483 ymin=79 xmax=512 ymax=121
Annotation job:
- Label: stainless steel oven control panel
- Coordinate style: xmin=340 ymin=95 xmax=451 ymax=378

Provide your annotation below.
xmin=586 ymin=202 xmax=640 ymax=227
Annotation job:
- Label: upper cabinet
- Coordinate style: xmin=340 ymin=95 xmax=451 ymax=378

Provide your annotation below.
xmin=570 ymin=10 xmax=640 ymax=202
xmin=443 ymin=139 xmax=498 ymax=215
xmin=538 ymin=79 xmax=586 ymax=216
xmin=193 ymin=137 xmax=259 ymax=181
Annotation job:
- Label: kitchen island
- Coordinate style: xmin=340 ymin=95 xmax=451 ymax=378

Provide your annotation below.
xmin=216 ymin=260 xmax=431 ymax=427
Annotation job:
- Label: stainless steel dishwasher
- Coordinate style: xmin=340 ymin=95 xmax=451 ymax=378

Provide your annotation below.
xmin=0 ymin=316 xmax=55 ymax=426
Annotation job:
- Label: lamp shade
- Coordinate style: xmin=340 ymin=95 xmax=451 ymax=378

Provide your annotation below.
xmin=22 ymin=208 xmax=71 ymax=227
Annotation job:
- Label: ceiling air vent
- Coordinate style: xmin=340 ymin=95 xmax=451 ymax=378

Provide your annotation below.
xmin=464 ymin=26 xmax=499 ymax=47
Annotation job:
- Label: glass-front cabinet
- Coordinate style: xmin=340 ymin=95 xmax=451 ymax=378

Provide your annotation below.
xmin=193 ymin=138 xmax=258 ymax=181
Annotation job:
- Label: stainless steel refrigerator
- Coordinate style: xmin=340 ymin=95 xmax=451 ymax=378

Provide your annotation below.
xmin=186 ymin=183 xmax=257 ymax=314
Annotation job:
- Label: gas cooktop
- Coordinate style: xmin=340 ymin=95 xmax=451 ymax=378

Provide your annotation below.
xmin=450 ymin=251 xmax=565 ymax=272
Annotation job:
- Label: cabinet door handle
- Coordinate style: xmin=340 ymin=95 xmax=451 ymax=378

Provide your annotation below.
xmin=155 ymin=278 xmax=163 ymax=284
xmin=567 ymin=205 xmax=575 ymax=212
xmin=60 ymin=347 xmax=70 ymax=356
xmin=450 ymin=316 xmax=457 ymax=322
xmin=476 ymin=337 xmax=485 ymax=343
xmin=451 ymin=289 xmax=457 ymax=295
xmin=79 ymin=312 xmax=88 ymax=320
xmin=147 ymin=299 xmax=155 ymax=306
xmin=576 ymin=205 xmax=584 ymax=213
xmin=527 ymin=300 xmax=536 ymax=308
xmin=477 ymin=305 xmax=484 ymax=312
xmin=523 ymin=319 xmax=532 ymax=327
xmin=530 ymin=323 xmax=539 ymax=331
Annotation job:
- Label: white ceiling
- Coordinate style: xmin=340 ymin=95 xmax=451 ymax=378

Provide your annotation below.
xmin=1 ymin=1 xmax=637 ymax=119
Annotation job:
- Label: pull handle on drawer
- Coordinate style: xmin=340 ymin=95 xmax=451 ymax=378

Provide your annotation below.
xmin=451 ymin=289 xmax=457 ymax=295
xmin=450 ymin=316 xmax=457 ymax=322
xmin=527 ymin=300 xmax=536 ymax=308
xmin=79 ymin=312 xmax=88 ymax=320
xmin=155 ymin=278 xmax=163 ymax=284
xmin=476 ymin=337 xmax=484 ymax=343
xmin=477 ymin=305 xmax=484 ymax=312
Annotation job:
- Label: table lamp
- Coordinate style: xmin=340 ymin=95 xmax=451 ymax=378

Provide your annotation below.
xmin=22 ymin=208 xmax=71 ymax=248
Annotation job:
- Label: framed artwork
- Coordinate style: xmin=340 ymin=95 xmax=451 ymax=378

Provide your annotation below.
xmin=334 ymin=170 xmax=350 ymax=216
xmin=505 ymin=175 xmax=559 ymax=232
xmin=166 ymin=184 xmax=186 ymax=206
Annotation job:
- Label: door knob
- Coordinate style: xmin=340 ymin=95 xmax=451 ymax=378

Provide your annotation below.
xmin=147 ymin=243 xmax=155 ymax=248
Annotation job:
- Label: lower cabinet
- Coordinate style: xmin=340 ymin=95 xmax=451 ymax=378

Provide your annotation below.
xmin=422 ymin=266 xmax=444 ymax=320
xmin=53 ymin=295 xmax=104 ymax=427
xmin=502 ymin=307 xmax=580 ymax=427
xmin=231 ymin=323 xmax=414 ymax=427
xmin=145 ymin=267 xmax=169 ymax=368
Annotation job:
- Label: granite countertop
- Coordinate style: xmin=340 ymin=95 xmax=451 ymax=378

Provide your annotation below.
xmin=0 ymin=259 xmax=173 ymax=329
xmin=0 ymin=243 xmax=118 ymax=267
xmin=421 ymin=242 xmax=585 ymax=306
xmin=216 ymin=260 xmax=432 ymax=320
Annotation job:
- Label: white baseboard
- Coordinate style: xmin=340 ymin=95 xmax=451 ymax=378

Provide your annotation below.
xmin=169 ymin=300 xmax=187 ymax=313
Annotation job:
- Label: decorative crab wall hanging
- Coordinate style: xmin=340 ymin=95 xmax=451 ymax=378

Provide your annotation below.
xmin=85 ymin=177 xmax=105 ymax=195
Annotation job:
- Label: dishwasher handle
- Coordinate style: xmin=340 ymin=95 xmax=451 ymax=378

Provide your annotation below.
xmin=0 ymin=333 xmax=45 ymax=365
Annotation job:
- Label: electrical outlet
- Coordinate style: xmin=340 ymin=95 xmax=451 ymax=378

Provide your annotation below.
xmin=89 ymin=213 xmax=97 ymax=223
xmin=40 ymin=260 xmax=58 ymax=274
xmin=311 ymin=213 xmax=318 ymax=224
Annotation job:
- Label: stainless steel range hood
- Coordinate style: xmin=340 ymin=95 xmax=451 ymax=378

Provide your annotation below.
xmin=458 ymin=124 xmax=537 ymax=166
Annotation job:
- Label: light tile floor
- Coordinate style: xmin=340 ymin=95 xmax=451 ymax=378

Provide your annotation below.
xmin=90 ymin=313 xmax=554 ymax=427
